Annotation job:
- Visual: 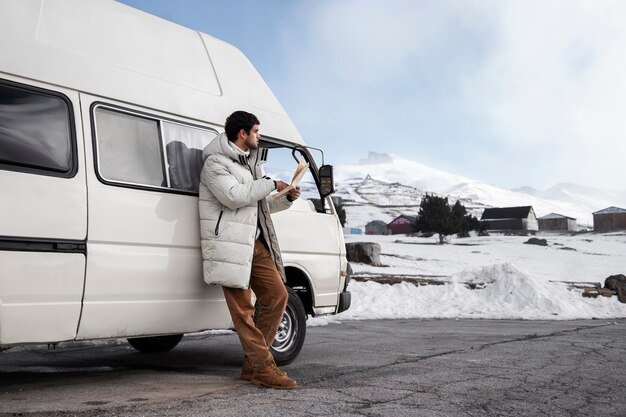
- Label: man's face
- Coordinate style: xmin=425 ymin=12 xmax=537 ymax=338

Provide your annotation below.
xmin=243 ymin=124 xmax=261 ymax=150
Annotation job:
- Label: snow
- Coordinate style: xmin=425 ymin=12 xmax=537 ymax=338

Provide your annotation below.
xmin=594 ymin=206 xmax=626 ymax=214
xmin=539 ymin=212 xmax=574 ymax=220
xmin=290 ymin=152 xmax=626 ymax=325
xmin=309 ymin=232 xmax=626 ymax=325
xmin=337 ymin=155 xmax=471 ymax=195
xmin=312 ymin=152 xmax=626 ymax=324
xmin=334 ymin=153 xmax=626 ymax=229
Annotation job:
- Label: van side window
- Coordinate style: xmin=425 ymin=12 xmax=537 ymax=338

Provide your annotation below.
xmin=163 ymin=122 xmax=216 ymax=192
xmin=0 ymin=81 xmax=74 ymax=176
xmin=260 ymin=145 xmax=317 ymax=202
xmin=93 ymin=106 xmax=216 ymax=192
xmin=95 ymin=108 xmax=165 ymax=187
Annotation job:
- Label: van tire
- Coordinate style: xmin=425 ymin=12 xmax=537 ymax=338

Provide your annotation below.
xmin=255 ymin=287 xmax=307 ymax=366
xmin=127 ymin=334 xmax=183 ymax=353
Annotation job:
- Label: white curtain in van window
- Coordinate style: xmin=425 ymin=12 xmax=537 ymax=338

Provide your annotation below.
xmin=163 ymin=122 xmax=216 ymax=192
xmin=95 ymin=108 xmax=164 ymax=187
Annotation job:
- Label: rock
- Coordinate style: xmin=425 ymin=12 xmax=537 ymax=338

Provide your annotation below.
xmin=465 ymin=282 xmax=487 ymax=290
xmin=604 ymin=274 xmax=626 ymax=303
xmin=345 ymin=242 xmax=383 ymax=266
xmin=582 ymin=289 xmax=599 ymax=298
xmin=524 ymin=238 xmax=548 ymax=246
xmin=598 ymin=288 xmax=616 ymax=298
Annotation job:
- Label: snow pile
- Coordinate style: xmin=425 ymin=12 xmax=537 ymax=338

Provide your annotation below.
xmin=446 ymin=263 xmax=595 ymax=319
xmin=309 ymin=262 xmax=626 ymax=326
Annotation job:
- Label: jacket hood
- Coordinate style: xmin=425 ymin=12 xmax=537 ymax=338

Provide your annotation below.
xmin=202 ymin=132 xmax=257 ymax=165
xmin=202 ymin=132 xmax=236 ymax=163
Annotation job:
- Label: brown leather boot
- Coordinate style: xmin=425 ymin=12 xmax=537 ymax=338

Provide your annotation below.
xmin=251 ymin=363 xmax=297 ymax=390
xmin=241 ymin=357 xmax=286 ymax=381
xmin=241 ymin=357 xmax=254 ymax=381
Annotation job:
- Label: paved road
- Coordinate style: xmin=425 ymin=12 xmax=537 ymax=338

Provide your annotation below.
xmin=1 ymin=319 xmax=625 ymax=416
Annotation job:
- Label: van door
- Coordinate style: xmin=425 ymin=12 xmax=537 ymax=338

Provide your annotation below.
xmin=76 ymin=97 xmax=231 ymax=340
xmin=259 ymin=145 xmax=344 ymax=309
xmin=0 ymin=78 xmax=87 ymax=345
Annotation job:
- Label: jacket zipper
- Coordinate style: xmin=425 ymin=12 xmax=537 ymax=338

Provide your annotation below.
xmin=251 ymin=152 xmax=275 ymax=261
xmin=215 ymin=210 xmax=223 ymax=236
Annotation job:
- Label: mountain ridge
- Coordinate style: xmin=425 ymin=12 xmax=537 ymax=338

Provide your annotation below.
xmin=334 ymin=152 xmax=626 ymax=229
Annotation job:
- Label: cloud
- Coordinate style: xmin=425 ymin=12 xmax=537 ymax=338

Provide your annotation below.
xmin=304 ymin=0 xmax=448 ymax=83
xmin=278 ymin=1 xmax=479 ymax=153
xmin=278 ymin=0 xmax=626 ymax=189
xmin=460 ymin=0 xmax=626 ymax=188
xmin=464 ymin=1 xmax=626 ymax=140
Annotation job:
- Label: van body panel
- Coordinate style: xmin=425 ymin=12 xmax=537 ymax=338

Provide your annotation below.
xmin=0 ymin=78 xmax=87 ymax=240
xmin=273 ymin=199 xmax=343 ymax=307
xmin=37 ymin=0 xmax=221 ymax=96
xmin=76 ymin=243 xmax=231 ymax=339
xmin=0 ymin=0 xmax=303 ymax=144
xmin=0 ymin=169 xmax=87 ymax=239
xmin=77 ymin=298 xmax=232 ymax=340
xmin=76 ymin=95 xmax=231 ymax=339
xmin=0 ymin=76 xmax=87 ymax=345
xmin=200 ymin=34 xmax=289 ymax=119
xmin=0 ymin=252 xmax=85 ymax=344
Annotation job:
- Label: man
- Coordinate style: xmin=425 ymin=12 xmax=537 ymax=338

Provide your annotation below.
xmin=198 ymin=110 xmax=300 ymax=389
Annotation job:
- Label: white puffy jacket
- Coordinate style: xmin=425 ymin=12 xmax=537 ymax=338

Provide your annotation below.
xmin=198 ymin=133 xmax=292 ymax=288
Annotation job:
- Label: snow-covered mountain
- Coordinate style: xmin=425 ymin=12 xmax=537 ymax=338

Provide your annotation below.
xmin=335 ymin=152 xmax=626 ymax=229
xmin=512 ymin=183 xmax=626 ymax=212
xmin=338 ymin=152 xmax=472 ymax=194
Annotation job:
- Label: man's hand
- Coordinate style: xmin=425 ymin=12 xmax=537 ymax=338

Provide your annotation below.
xmin=275 ymin=180 xmax=290 ymax=191
xmin=287 ymin=186 xmax=301 ymax=202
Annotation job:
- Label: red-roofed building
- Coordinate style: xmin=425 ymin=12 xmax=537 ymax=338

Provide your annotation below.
xmin=387 ymin=215 xmax=416 ymax=235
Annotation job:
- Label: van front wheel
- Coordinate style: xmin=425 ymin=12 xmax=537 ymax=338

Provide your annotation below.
xmin=127 ymin=334 xmax=183 ymax=353
xmin=256 ymin=287 xmax=307 ymax=366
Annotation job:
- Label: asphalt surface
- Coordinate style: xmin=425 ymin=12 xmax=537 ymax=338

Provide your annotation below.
xmin=1 ymin=319 xmax=625 ymax=416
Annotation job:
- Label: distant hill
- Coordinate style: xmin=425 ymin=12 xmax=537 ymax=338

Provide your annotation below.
xmin=334 ymin=152 xmax=626 ymax=229
xmin=513 ymin=182 xmax=626 ymax=211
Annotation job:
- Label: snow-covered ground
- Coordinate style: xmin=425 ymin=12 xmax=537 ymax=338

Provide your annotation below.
xmin=270 ymin=151 xmax=626 ymax=324
xmin=309 ymin=231 xmax=626 ymax=325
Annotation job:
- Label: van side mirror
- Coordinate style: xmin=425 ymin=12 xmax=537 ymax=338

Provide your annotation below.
xmin=319 ymin=165 xmax=334 ymax=197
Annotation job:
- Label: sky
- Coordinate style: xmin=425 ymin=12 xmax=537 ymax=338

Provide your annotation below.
xmin=117 ymin=0 xmax=626 ymax=191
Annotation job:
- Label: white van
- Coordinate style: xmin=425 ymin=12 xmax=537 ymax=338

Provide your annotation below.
xmin=0 ymin=0 xmax=350 ymax=364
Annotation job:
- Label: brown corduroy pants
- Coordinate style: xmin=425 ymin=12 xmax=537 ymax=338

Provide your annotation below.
xmin=222 ymin=239 xmax=288 ymax=370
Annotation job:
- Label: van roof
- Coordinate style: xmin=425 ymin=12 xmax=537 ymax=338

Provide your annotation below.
xmin=0 ymin=0 xmax=304 ymax=144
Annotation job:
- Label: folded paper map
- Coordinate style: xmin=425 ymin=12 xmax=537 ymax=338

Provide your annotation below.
xmin=273 ymin=161 xmax=309 ymax=199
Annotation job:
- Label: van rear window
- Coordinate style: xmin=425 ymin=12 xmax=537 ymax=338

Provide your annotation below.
xmin=95 ymin=108 xmax=166 ymax=187
xmin=0 ymin=81 xmax=73 ymax=175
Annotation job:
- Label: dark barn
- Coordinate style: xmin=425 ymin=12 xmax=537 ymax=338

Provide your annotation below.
xmin=593 ymin=206 xmax=626 ymax=232
xmin=538 ymin=213 xmax=577 ymax=232
xmin=365 ymin=220 xmax=389 ymax=235
xmin=480 ymin=206 xmax=539 ymax=231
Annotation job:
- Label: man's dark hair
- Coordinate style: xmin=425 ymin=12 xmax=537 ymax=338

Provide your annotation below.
xmin=225 ymin=111 xmax=260 ymax=142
